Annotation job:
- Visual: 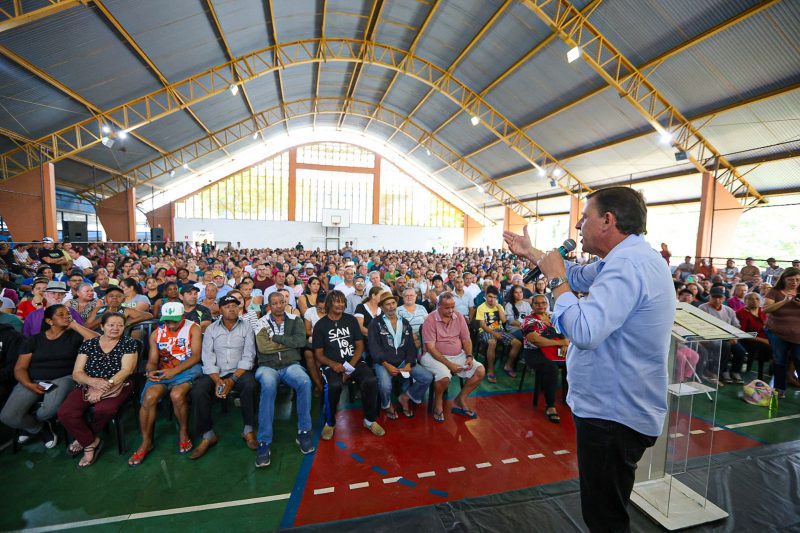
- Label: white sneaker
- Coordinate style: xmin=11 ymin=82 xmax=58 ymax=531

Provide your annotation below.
xmin=16 ymin=433 xmax=31 ymax=444
xmin=731 ymin=372 xmax=743 ymax=384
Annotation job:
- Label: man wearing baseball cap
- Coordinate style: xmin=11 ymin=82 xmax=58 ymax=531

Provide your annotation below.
xmin=22 ymin=281 xmax=84 ymax=337
xmin=129 ymin=302 xmax=202 ymax=466
xmin=368 ymin=291 xmax=433 ymax=419
xmin=190 ymin=294 xmax=257 ymax=459
xmin=37 ymin=237 xmax=69 ymax=275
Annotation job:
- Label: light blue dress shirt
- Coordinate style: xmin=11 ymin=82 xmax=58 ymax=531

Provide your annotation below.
xmin=552 ymin=234 xmax=675 ymax=437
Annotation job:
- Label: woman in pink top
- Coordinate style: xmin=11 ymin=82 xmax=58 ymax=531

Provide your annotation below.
xmin=763 ymin=267 xmax=800 ymax=397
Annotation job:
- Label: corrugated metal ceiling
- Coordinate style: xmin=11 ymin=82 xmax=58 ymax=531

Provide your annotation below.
xmin=0 ymin=0 xmax=792 ymax=216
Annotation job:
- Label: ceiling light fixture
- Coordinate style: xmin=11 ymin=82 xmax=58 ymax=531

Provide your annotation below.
xmin=552 ymin=167 xmax=565 ymax=178
xmin=567 ymin=46 xmax=581 ymax=63
xmin=476 ymin=184 xmax=485 ymax=193
xmin=426 ymin=148 xmax=431 ymax=156
xmin=118 ymin=130 xmax=128 ymax=140
xmin=659 ymin=131 xmax=673 ymax=145
xmin=470 ymin=115 xmax=480 ymax=126
xmin=100 ymin=136 xmax=114 ymax=148
xmin=169 ymin=170 xmax=176 ymax=177
xmin=252 ymin=131 xmax=259 ymax=140
xmin=537 ymin=167 xmax=546 ymax=178
xmin=182 ymin=163 xmax=189 ymax=170
xmin=101 ymin=125 xmax=111 ymax=134
xmin=230 ymin=84 xmax=239 ymax=96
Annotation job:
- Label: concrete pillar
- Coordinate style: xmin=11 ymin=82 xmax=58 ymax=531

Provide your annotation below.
xmin=96 ymin=188 xmax=136 ymax=242
xmin=145 ymin=202 xmax=175 ymax=242
xmin=568 ymin=195 xmax=584 ymax=252
xmin=288 ymin=147 xmax=297 ymax=221
xmin=464 ymin=214 xmax=483 ymax=250
xmin=695 ymin=171 xmax=742 ymax=263
xmin=503 ymin=207 xmax=528 ymax=249
xmin=0 ymin=163 xmax=57 ymax=241
xmin=372 ymin=154 xmax=381 ymax=225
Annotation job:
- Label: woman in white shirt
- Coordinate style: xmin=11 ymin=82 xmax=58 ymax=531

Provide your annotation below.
xmin=68 ymin=247 xmax=93 ymax=274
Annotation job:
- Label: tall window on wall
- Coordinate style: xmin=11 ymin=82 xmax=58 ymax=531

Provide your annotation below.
xmin=296 ymin=143 xmax=374 ymax=224
xmin=380 ymin=159 xmax=463 ymax=228
xmin=174 ymin=152 xmax=289 ymax=220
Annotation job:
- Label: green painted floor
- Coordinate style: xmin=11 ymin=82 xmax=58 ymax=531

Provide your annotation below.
xmin=1 ymin=367 xmax=799 ymax=532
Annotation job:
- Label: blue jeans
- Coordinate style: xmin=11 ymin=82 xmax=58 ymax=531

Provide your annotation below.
xmin=255 ymin=364 xmax=312 ymax=445
xmin=373 ymin=364 xmax=433 ymax=409
xmin=765 ymin=329 xmax=800 ymax=391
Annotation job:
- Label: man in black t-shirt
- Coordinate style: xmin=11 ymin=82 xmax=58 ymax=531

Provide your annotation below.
xmin=312 ymin=290 xmax=382 ymax=441
xmin=37 ymin=238 xmax=68 ymax=275
xmin=181 ymin=286 xmax=212 ymax=332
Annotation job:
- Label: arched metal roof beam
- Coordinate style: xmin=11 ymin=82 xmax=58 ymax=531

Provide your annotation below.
xmin=521 ymin=0 xmax=766 ymax=207
xmin=76 ymin=96 xmax=541 ymax=221
xmin=0 ymin=38 xmax=592 ymax=199
xmin=408 ymin=0 xmax=603 ymax=158
xmin=383 ymin=0 xmax=513 ymax=147
xmin=0 ymin=44 xmax=187 ymax=183
xmin=93 ymin=0 xmax=231 ymax=159
xmin=0 ymin=39 xmax=591 ymax=194
xmin=0 ymin=0 xmax=83 ymax=33
xmin=461 ymin=0 xmax=781 ymax=164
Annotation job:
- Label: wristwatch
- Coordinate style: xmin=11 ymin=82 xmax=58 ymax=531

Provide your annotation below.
xmin=548 ymin=276 xmax=568 ymax=290
xmin=108 ymin=377 xmax=116 ymax=385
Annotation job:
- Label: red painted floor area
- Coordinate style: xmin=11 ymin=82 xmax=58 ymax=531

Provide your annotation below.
xmin=292 ymin=392 xmax=762 ymax=527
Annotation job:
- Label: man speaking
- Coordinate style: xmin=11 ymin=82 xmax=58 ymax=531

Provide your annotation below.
xmin=504 ymin=187 xmax=674 ymax=532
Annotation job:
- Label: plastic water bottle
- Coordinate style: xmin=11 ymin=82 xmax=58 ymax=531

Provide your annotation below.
xmin=769 ymin=390 xmax=779 ymax=417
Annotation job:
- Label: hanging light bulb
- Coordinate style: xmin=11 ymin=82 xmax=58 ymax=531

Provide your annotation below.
xmin=101 ymin=125 xmax=111 ymax=134
xmin=567 ymin=46 xmax=581 ymax=63
xmin=118 ymin=130 xmax=128 ymax=140
xmin=470 ymin=115 xmax=480 ymax=126
xmin=230 ymin=84 xmax=239 ymax=96
xmin=182 ymin=163 xmax=189 ymax=170
xmin=552 ymin=167 xmax=565 ymax=178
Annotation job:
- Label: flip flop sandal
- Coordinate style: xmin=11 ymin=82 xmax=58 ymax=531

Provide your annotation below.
xmin=128 ymin=447 xmax=153 ymax=467
xmin=402 ymin=406 xmax=415 ymax=418
xmin=451 ymin=406 xmax=478 ymax=419
xmin=503 ymin=367 xmax=518 ymax=378
xmin=178 ymin=439 xmax=193 ymax=454
xmin=546 ymin=411 xmax=561 ymax=423
xmin=384 ymin=408 xmax=399 ymax=420
xmin=487 ymin=374 xmax=497 ymax=383
xmin=432 ymin=410 xmax=445 ymax=423
xmin=78 ymin=440 xmax=103 ymax=468
xmin=68 ymin=440 xmax=84 ymax=457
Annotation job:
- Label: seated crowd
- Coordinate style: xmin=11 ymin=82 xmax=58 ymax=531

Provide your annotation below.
xmin=0 ymin=237 xmax=797 ymax=469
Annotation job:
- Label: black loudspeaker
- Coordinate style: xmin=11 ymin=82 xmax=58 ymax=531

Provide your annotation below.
xmin=151 ymin=228 xmax=164 ymax=242
xmin=62 ymin=221 xmax=88 ymax=242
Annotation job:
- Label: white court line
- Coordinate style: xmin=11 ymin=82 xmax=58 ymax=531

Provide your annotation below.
xmin=475 ymin=462 xmax=492 ymax=469
xmin=725 ymin=413 xmax=800 ymax=429
xmin=447 ymin=466 xmax=466 ymax=473
xmin=417 ymin=471 xmax=436 ymax=478
xmin=383 ymin=477 xmax=401 ymax=484
xmin=709 ymin=427 xmax=724 ymax=432
xmin=528 ymin=453 xmax=545 ymax=459
xmin=20 ymin=493 xmax=291 ymax=532
xmin=690 ymin=430 xmax=705 ymax=435
xmin=669 ymin=433 xmax=685 ymax=438
xmin=553 ymin=450 xmax=570 ymax=455
xmin=501 ymin=458 xmax=519 ymax=464
xmin=349 ymin=482 xmax=370 ymax=490
xmin=314 ymin=487 xmax=335 ymax=495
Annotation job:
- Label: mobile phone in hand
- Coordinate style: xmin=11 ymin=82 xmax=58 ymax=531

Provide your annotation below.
xmin=217 ymin=384 xmax=226 ymax=395
xmin=38 ymin=381 xmax=56 ymax=392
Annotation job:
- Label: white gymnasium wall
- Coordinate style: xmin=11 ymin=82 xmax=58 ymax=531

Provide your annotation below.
xmin=173 ymin=218 xmax=464 ymax=251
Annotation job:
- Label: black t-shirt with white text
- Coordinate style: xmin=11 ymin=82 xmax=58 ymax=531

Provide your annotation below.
xmin=38 ymin=248 xmax=65 ymax=273
xmin=312 ymin=314 xmax=363 ymax=365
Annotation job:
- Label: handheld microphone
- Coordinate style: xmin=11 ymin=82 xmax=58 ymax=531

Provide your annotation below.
xmin=522 ymin=239 xmax=577 ymax=284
